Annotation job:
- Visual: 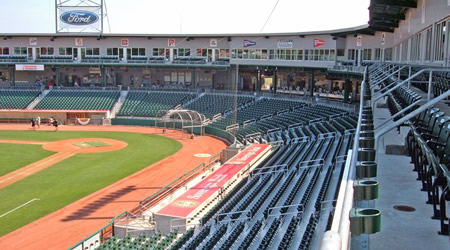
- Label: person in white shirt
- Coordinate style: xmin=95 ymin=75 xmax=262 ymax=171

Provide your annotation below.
xmin=36 ymin=116 xmax=41 ymax=129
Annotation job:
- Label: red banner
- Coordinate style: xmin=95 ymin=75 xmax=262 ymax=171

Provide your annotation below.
xmin=314 ymin=38 xmax=325 ymax=48
xmin=156 ymin=144 xmax=270 ymax=218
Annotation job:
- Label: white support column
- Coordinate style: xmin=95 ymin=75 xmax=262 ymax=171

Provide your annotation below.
xmin=32 ymin=47 xmax=37 ymax=61
xmin=212 ymin=49 xmax=216 ymax=62
xmin=430 ymin=22 xmax=436 ymax=62
xmin=169 ymin=48 xmax=174 ymax=62
xmin=77 ymin=48 xmax=82 ymax=62
xmin=357 ymin=49 xmax=362 ymax=66
xmin=123 ymin=48 xmax=127 ymax=62
xmin=444 ymin=20 xmax=450 ymax=67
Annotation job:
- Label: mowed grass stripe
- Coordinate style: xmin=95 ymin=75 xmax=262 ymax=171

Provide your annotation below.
xmin=0 ymin=130 xmax=181 ymax=237
xmin=0 ymin=143 xmax=55 ymax=177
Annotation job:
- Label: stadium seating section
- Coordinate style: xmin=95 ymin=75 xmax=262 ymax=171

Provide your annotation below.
xmin=184 ymin=93 xmax=254 ymax=118
xmin=34 ymin=90 xmax=119 ymax=110
xmin=118 ymin=91 xmax=196 ymax=117
xmin=0 ymin=89 xmax=40 ymax=109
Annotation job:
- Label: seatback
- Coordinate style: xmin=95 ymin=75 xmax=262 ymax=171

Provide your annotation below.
xmin=426 ymin=111 xmax=445 ymax=132
xmin=420 ymin=107 xmax=440 ymax=125
xmin=431 ymin=116 xmax=450 ymax=139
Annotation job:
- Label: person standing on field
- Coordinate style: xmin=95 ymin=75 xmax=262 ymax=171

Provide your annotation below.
xmin=31 ymin=118 xmax=36 ymax=130
xmin=36 ymin=116 xmax=41 ymax=129
xmin=52 ymin=118 xmax=58 ymax=131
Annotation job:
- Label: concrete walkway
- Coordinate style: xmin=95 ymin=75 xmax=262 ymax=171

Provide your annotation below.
xmin=369 ymin=97 xmax=449 ymax=250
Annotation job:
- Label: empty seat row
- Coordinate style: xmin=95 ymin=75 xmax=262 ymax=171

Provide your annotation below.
xmin=34 ymin=90 xmax=119 ymax=110
xmin=406 ymin=107 xmax=450 ymax=235
xmin=0 ymin=89 xmax=40 ymax=109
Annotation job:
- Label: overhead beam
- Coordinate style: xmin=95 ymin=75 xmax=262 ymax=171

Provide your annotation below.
xmin=358 ymin=29 xmax=376 ymax=36
xmin=368 ymin=25 xmax=395 ymax=33
xmin=370 ymin=12 xmax=406 ymax=20
xmin=371 ymin=0 xmax=417 ymax=8
xmin=369 ymin=20 xmax=399 ymax=28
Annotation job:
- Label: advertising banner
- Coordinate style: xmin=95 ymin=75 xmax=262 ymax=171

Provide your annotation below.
xmin=89 ymin=67 xmax=101 ymax=74
xmin=15 ymin=65 xmax=45 ymax=71
xmin=156 ymin=144 xmax=270 ymax=218
xmin=57 ymin=6 xmax=101 ymax=33
xmin=277 ymin=39 xmax=293 ymax=48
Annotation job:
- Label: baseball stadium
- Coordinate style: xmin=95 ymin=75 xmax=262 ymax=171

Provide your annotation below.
xmin=0 ymin=0 xmax=449 ymax=249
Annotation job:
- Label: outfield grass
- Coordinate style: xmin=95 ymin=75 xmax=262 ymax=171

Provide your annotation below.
xmin=0 ymin=130 xmax=181 ymax=237
xmin=0 ymin=143 xmax=55 ymax=176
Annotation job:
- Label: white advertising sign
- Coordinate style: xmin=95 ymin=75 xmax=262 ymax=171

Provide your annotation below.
xmin=89 ymin=67 xmax=101 ymax=74
xmin=168 ymin=39 xmax=176 ymax=47
xmin=277 ymin=39 xmax=293 ymax=48
xmin=356 ymin=36 xmax=362 ymax=47
xmin=121 ymin=38 xmax=129 ymax=47
xmin=29 ymin=38 xmax=37 ymax=46
xmin=57 ymin=6 xmax=101 ymax=33
xmin=210 ymin=39 xmax=218 ymax=47
xmin=15 ymin=64 xmax=44 ymax=71
xmin=75 ymin=38 xmax=83 ymax=46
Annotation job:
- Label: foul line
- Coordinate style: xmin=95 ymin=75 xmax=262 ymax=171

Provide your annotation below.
xmin=0 ymin=198 xmax=40 ymax=218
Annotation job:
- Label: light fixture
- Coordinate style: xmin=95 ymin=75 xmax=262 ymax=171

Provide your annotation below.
xmin=227 ymin=37 xmax=232 ymax=42
xmin=50 ymin=36 xmax=55 ymax=41
xmin=97 ymin=36 xmax=101 ymax=40
xmin=147 ymin=36 xmax=152 ymax=40
xmin=299 ymin=35 xmax=305 ymax=38
xmin=332 ymin=37 xmax=337 ymax=40
xmin=264 ymin=36 xmax=269 ymax=39
xmin=3 ymin=36 xmax=7 ymax=40
xmin=353 ymin=33 xmax=358 ymax=37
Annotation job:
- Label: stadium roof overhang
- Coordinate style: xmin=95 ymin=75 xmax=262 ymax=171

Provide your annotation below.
xmin=0 ymin=25 xmax=374 ymax=40
xmin=368 ymin=0 xmax=416 ymax=33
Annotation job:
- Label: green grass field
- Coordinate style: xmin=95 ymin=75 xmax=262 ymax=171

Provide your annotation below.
xmin=0 ymin=143 xmax=55 ymax=176
xmin=0 ymin=130 xmax=181 ymax=237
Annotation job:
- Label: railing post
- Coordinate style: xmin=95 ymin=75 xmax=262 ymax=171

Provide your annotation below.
xmin=428 ymin=70 xmax=433 ymax=101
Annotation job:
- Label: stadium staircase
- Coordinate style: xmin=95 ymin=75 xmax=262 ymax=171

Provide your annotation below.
xmin=109 ymin=90 xmax=129 ymax=118
xmin=25 ymin=89 xmax=46 ymax=109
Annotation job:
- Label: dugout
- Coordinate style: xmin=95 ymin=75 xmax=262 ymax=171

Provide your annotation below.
xmin=0 ymin=109 xmax=110 ymax=125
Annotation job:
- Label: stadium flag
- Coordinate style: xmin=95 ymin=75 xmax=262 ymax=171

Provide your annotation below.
xmin=313 ymin=38 xmax=325 ymax=48
xmin=243 ymin=40 xmax=256 ymax=48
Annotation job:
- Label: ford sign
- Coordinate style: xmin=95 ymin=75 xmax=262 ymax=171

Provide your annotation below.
xmin=60 ymin=10 xmax=99 ymax=26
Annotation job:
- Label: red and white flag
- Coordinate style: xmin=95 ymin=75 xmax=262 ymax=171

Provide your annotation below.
xmin=314 ymin=38 xmax=325 ymax=48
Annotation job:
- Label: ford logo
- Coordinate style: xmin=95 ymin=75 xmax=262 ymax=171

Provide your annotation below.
xmin=60 ymin=10 xmax=99 ymax=25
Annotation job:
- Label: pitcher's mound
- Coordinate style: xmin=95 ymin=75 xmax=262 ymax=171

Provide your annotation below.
xmin=44 ymin=138 xmax=127 ymax=153
xmin=72 ymin=141 xmax=110 ymax=148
